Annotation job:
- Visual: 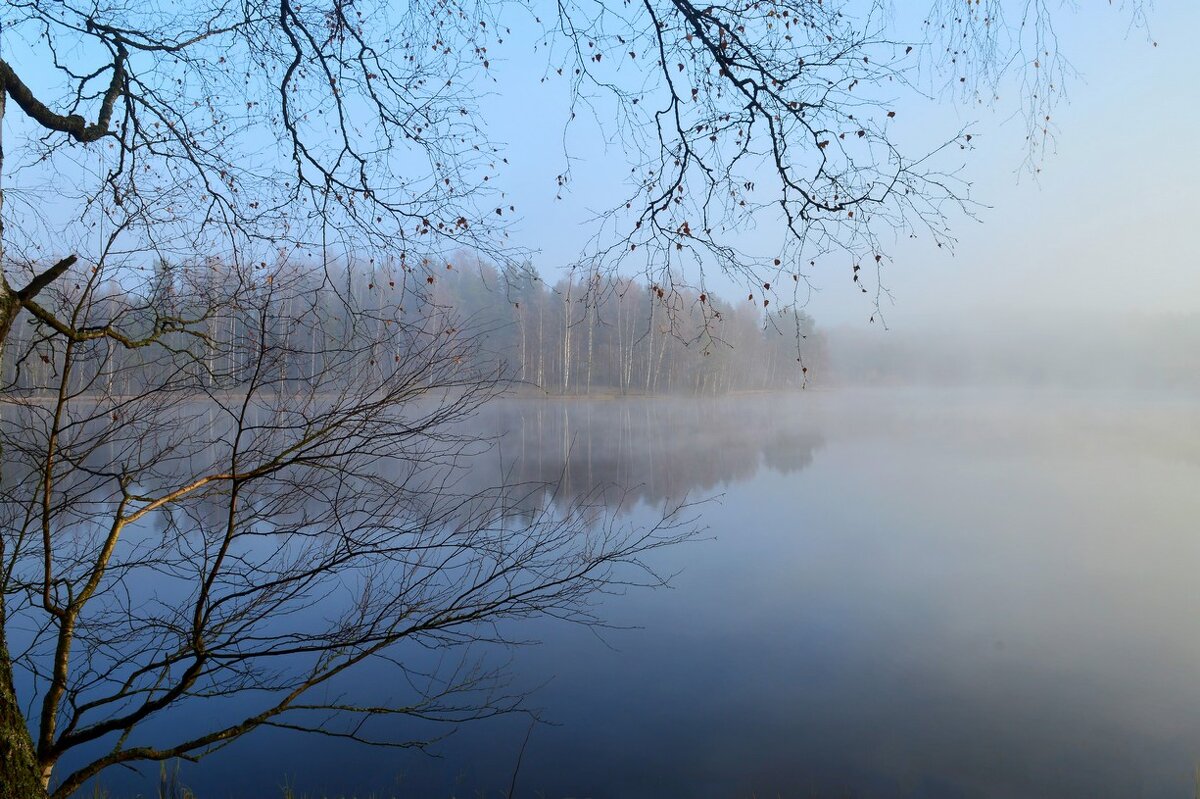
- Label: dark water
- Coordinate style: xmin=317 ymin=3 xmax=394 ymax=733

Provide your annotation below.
xmin=92 ymin=389 xmax=1200 ymax=798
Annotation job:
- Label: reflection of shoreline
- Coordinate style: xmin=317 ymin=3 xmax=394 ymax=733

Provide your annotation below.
xmin=468 ymin=398 xmax=825 ymax=514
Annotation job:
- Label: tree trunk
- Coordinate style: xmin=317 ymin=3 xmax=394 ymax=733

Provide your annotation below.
xmin=517 ymin=307 xmax=526 ymax=383
xmin=536 ymin=300 xmax=544 ymax=389
xmin=0 ymin=622 xmax=46 ymax=799
xmin=0 ymin=288 xmax=18 ymax=355
xmin=561 ymin=283 xmax=572 ymax=395
xmin=585 ymin=274 xmax=595 ymax=395
xmin=643 ymin=299 xmax=654 ymax=393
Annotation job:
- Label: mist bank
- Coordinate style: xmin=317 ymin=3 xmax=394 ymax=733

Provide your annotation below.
xmin=823 ymin=311 xmax=1200 ymax=391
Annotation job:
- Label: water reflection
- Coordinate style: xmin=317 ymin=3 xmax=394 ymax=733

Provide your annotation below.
xmin=83 ymin=390 xmax=1200 ymax=799
xmin=469 ymin=397 xmax=825 ymax=513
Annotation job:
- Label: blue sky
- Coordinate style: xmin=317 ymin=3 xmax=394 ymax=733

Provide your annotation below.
xmin=476 ymin=2 xmax=1200 ymax=328
xmin=4 ymin=2 xmax=1192 ymax=331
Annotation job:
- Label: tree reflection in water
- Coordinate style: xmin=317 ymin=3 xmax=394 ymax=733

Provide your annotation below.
xmin=468 ymin=397 xmax=825 ymax=516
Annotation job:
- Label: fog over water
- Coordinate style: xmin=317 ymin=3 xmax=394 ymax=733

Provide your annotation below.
xmin=85 ymin=386 xmax=1200 ymax=798
xmin=824 ymin=313 xmax=1200 ymax=391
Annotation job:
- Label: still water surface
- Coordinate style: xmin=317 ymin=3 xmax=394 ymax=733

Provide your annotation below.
xmin=100 ymin=388 xmax=1200 ymax=798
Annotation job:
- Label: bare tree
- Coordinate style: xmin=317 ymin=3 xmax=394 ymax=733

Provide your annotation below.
xmin=0 ymin=262 xmax=689 ymax=797
xmin=0 ymin=0 xmax=1147 ymax=795
xmin=0 ymin=1 xmax=1150 ymax=343
xmin=552 ymin=0 xmax=1149 ymax=319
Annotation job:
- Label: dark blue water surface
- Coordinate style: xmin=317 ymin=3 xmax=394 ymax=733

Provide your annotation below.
xmin=87 ymin=389 xmax=1200 ymax=798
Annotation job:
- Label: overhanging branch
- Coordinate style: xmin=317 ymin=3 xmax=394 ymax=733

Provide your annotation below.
xmin=0 ymin=46 xmax=126 ymax=143
xmin=16 ymin=256 xmax=78 ymax=303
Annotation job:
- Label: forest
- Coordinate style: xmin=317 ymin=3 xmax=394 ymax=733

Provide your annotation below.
xmin=3 ymin=254 xmax=826 ymax=397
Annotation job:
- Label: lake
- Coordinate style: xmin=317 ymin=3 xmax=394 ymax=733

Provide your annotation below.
xmin=93 ymin=388 xmax=1200 ymax=798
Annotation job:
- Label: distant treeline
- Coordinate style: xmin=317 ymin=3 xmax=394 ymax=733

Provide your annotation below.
xmin=1 ymin=255 xmax=825 ymax=397
xmin=433 ymin=257 xmax=825 ymax=395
